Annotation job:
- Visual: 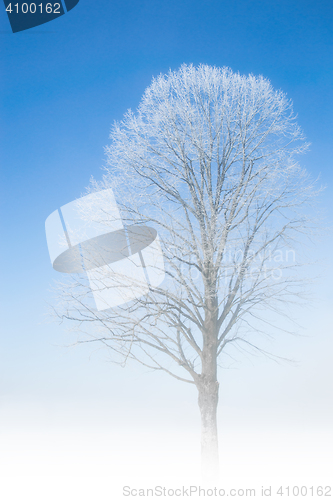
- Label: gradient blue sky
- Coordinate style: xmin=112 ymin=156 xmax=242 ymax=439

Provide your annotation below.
xmin=1 ymin=0 xmax=333 ymax=492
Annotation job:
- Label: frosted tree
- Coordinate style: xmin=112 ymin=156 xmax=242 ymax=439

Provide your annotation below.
xmin=54 ymin=64 xmax=318 ymax=480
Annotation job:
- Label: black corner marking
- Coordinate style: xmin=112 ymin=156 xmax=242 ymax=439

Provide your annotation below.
xmin=3 ymin=0 xmax=80 ymax=33
xmin=63 ymin=0 xmax=79 ymax=12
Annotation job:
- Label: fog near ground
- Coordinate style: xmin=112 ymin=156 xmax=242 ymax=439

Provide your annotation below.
xmin=1 ymin=289 xmax=332 ymax=498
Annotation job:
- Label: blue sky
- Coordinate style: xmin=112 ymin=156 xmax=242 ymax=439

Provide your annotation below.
xmin=1 ymin=0 xmax=333 ymax=493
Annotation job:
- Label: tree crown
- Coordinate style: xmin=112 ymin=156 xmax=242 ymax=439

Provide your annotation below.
xmin=56 ymin=64 xmax=317 ymax=383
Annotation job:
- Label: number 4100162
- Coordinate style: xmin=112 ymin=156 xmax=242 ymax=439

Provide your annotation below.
xmin=6 ymin=3 xmax=61 ymax=14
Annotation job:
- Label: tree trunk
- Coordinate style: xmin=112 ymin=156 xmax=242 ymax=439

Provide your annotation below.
xmin=198 ymin=376 xmax=219 ymax=482
xmin=198 ymin=292 xmax=220 ymax=482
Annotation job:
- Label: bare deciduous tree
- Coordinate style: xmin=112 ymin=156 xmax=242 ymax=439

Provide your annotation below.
xmin=53 ymin=64 xmax=318 ymax=481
